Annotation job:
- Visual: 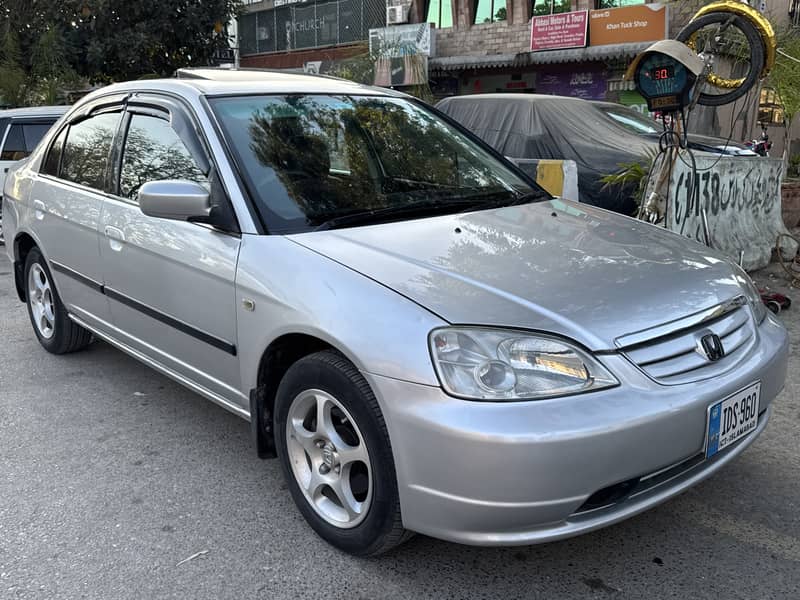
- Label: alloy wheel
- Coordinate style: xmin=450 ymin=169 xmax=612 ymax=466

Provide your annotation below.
xmin=285 ymin=389 xmax=372 ymax=528
xmin=28 ymin=263 xmax=56 ymax=339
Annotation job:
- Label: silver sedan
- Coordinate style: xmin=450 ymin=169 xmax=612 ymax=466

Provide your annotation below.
xmin=2 ymin=70 xmax=788 ymax=555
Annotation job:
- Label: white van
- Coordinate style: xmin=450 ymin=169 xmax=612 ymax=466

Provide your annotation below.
xmin=0 ymin=106 xmax=69 ymax=243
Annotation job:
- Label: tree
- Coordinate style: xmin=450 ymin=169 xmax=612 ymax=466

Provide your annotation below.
xmin=71 ymin=0 xmax=242 ymax=81
xmin=0 ymin=30 xmax=29 ymax=106
xmin=770 ymin=27 xmax=800 ymax=125
xmin=0 ymin=0 xmax=242 ymax=97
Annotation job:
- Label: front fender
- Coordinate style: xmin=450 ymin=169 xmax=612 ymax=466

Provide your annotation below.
xmin=235 ymin=235 xmax=447 ymax=393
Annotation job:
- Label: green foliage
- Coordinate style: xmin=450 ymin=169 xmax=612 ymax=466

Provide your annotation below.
xmin=770 ymin=28 xmax=800 ymax=122
xmin=0 ymin=0 xmax=242 ymax=105
xmin=789 ymin=154 xmax=800 ymax=180
xmin=600 ymin=148 xmax=658 ymax=209
xmin=0 ymin=30 xmax=29 ymax=106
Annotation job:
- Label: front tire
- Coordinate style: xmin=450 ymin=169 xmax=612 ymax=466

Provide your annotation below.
xmin=275 ymin=350 xmax=409 ymax=556
xmin=24 ymin=248 xmax=92 ymax=354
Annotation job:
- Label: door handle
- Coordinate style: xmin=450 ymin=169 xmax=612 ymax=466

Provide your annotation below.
xmin=33 ymin=199 xmax=46 ymax=220
xmin=104 ymin=225 xmax=125 ymax=251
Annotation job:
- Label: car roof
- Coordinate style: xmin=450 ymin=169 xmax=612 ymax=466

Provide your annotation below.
xmin=0 ymin=106 xmax=70 ymax=119
xmin=90 ymin=69 xmax=402 ymax=101
xmin=440 ymin=93 xmax=587 ymax=105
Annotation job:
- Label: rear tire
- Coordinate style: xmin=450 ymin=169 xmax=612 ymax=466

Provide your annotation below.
xmin=24 ymin=248 xmax=93 ymax=354
xmin=274 ymin=350 xmax=410 ymax=556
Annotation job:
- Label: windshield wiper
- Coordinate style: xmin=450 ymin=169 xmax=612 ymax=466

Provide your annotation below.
xmin=459 ymin=191 xmax=548 ymax=213
xmin=311 ymin=190 xmax=547 ymax=231
xmin=312 ymin=199 xmax=482 ymax=231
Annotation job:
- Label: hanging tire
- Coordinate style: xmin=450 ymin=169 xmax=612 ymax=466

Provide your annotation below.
xmin=676 ymin=12 xmax=765 ymax=107
xmin=274 ymin=350 xmax=410 ymax=556
xmin=24 ymin=248 xmax=93 ymax=354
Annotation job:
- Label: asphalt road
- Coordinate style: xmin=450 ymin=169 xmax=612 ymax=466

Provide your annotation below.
xmin=1 ymin=250 xmax=799 ymax=600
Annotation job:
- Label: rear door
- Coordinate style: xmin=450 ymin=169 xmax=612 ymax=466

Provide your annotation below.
xmin=98 ymin=96 xmax=243 ymax=406
xmin=29 ymin=106 xmax=123 ymax=328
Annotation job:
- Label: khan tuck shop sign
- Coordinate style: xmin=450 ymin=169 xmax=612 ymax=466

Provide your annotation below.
xmin=531 ymin=10 xmax=588 ymax=52
xmin=589 ymin=3 xmax=668 ymax=46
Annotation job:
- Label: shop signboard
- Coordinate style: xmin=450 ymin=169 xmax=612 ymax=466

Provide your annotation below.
xmin=530 ymin=10 xmax=588 ymax=52
xmin=536 ymin=66 xmax=606 ymax=100
xmin=369 ymin=23 xmax=432 ymax=87
xmin=369 ymin=23 xmax=434 ymax=57
xmin=589 ymin=3 xmax=668 ymax=47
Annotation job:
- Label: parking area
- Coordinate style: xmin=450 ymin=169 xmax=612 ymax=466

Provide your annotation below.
xmin=1 ymin=250 xmax=798 ymax=600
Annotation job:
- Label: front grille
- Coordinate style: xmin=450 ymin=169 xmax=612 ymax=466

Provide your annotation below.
xmin=621 ymin=306 xmax=755 ymax=385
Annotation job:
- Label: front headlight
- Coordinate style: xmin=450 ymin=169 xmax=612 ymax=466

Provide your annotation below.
xmin=429 ymin=328 xmax=618 ymax=401
xmin=732 ymin=264 xmax=767 ymax=324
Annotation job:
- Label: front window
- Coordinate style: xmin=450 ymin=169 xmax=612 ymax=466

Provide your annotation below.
xmin=119 ymin=114 xmax=208 ymax=201
xmin=209 ymin=95 xmax=544 ymax=234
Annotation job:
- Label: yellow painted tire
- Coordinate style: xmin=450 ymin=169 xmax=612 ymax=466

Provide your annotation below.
xmin=676 ymin=12 xmax=765 ymax=107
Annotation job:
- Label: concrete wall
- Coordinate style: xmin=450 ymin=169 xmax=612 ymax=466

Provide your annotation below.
xmin=666 ymin=155 xmax=793 ymax=269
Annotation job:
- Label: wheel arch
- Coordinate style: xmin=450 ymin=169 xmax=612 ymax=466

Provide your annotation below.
xmin=12 ymin=231 xmax=39 ymax=302
xmin=250 ymin=332 xmax=339 ymax=459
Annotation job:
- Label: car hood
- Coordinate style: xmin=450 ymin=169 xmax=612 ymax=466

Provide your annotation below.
xmin=290 ymin=199 xmax=745 ymax=350
xmin=643 ymin=132 xmax=756 ymax=156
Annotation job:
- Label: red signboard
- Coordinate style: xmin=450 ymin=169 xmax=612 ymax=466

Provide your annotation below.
xmin=531 ymin=10 xmax=588 ymax=52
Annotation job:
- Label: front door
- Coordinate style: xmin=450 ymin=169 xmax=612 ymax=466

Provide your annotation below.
xmin=98 ymin=103 xmax=243 ymax=407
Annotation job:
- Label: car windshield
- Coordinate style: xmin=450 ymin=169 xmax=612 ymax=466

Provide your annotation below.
xmin=209 ymin=94 xmax=546 ymax=233
xmin=597 ymin=105 xmax=660 ymax=135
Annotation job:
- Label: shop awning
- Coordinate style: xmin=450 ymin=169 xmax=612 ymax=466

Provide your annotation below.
xmin=429 ymin=41 xmax=655 ymax=73
xmin=429 ymin=53 xmax=519 ymax=72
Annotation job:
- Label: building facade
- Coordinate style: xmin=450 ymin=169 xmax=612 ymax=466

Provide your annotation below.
xmin=236 ymin=0 xmax=798 ymax=157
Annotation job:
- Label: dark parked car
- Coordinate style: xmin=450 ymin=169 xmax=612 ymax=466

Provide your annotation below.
xmin=436 ymin=94 xmax=753 ymax=215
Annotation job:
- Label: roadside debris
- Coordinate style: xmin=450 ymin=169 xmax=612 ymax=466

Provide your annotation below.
xmin=776 ymin=233 xmax=800 ymax=288
xmin=176 ymin=550 xmax=209 ymax=567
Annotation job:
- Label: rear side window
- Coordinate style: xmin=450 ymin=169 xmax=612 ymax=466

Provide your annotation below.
xmin=60 ymin=112 xmax=121 ymax=191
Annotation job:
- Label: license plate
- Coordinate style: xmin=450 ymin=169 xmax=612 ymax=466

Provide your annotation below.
xmin=706 ymin=382 xmax=760 ymax=459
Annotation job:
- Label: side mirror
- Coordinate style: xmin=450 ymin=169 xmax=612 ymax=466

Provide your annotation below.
xmin=139 ymin=180 xmax=211 ymax=222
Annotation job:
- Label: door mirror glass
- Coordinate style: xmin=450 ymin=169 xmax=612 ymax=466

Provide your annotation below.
xmin=138 ymin=180 xmax=211 ymax=221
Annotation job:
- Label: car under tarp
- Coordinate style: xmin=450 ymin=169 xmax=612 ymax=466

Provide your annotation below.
xmin=436 ymin=94 xmax=655 ymax=215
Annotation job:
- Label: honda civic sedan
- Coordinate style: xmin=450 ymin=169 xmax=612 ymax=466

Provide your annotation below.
xmin=2 ymin=69 xmax=788 ymax=556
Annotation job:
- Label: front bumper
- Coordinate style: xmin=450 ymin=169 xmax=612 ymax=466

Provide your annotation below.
xmin=365 ymin=313 xmax=789 ymax=546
